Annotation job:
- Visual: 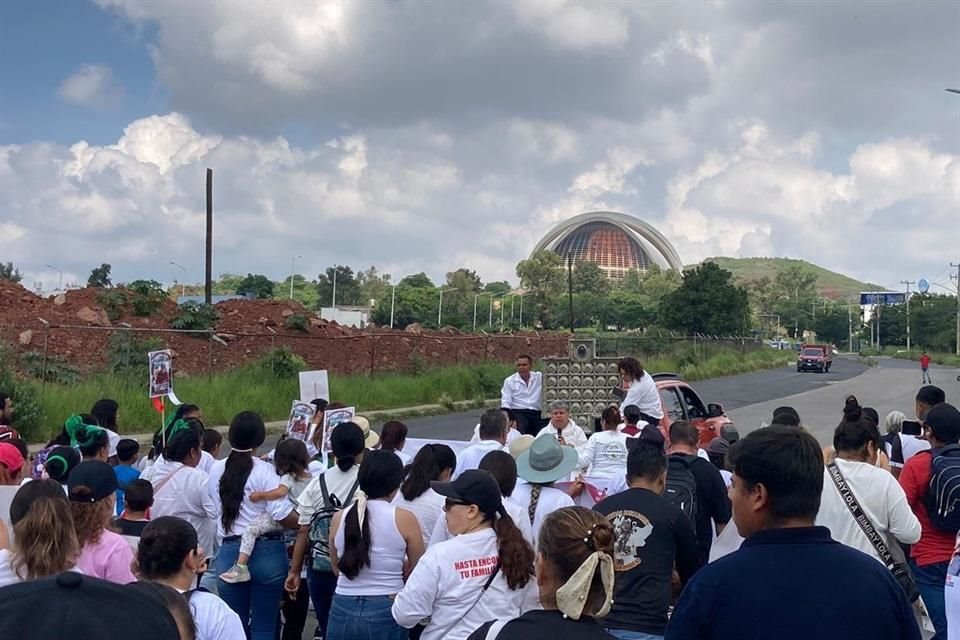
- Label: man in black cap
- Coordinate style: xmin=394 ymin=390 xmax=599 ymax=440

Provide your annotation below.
xmin=0 ymin=573 xmax=180 ymax=639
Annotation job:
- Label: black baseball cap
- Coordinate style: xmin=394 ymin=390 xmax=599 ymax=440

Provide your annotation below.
xmin=68 ymin=461 xmax=118 ymax=502
xmin=432 ymin=469 xmax=504 ymax=517
xmin=0 ymin=572 xmax=179 ymax=640
xmin=925 ymin=403 xmax=960 ymax=444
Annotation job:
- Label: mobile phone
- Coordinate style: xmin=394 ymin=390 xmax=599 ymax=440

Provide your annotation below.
xmin=901 ymin=420 xmax=922 ymax=436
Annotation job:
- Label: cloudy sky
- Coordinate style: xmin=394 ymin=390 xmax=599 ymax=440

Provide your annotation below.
xmin=1 ymin=0 xmax=958 ymax=294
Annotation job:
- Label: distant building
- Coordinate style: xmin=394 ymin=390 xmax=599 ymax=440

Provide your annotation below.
xmin=176 ymin=294 xmax=252 ymax=305
xmin=320 ymin=306 xmax=369 ymax=328
xmin=531 ymin=211 xmax=683 ymax=281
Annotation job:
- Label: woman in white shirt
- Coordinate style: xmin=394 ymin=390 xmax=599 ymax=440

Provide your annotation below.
xmin=535 ymin=402 xmax=588 ymax=456
xmin=208 ymin=412 xmax=298 ymax=640
xmin=393 ymin=469 xmax=537 ymax=640
xmin=513 ymin=435 xmax=578 ymax=546
xmin=816 ymin=413 xmax=921 ymax=564
xmin=327 ymin=450 xmax=425 ymax=640
xmin=142 ymin=418 xmax=218 ymax=564
xmin=0 ymin=479 xmax=79 ymax=588
xmin=617 ymin=357 xmax=663 ymax=423
xmin=379 ymin=420 xmax=413 ymax=466
xmin=135 ymin=516 xmax=246 ymax=640
xmin=578 ymin=407 xmax=629 ymax=480
xmin=394 ymin=443 xmax=456 ymax=545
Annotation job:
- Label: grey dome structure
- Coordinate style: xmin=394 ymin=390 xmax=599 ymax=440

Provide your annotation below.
xmin=531 ymin=211 xmax=683 ymax=280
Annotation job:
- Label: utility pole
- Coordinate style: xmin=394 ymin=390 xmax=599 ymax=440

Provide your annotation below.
xmin=900 ymin=280 xmax=915 ymax=352
xmin=331 ymin=269 xmax=337 ymax=309
xmin=848 ymin=304 xmax=853 ymax=353
xmin=204 ymin=168 xmax=213 ymax=305
xmin=567 ymin=254 xmax=575 ymax=334
xmin=952 ymin=262 xmax=960 ymax=356
xmin=389 ymin=284 xmax=396 ymax=329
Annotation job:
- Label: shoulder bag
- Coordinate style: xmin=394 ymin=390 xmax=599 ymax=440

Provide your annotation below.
xmin=827 ymin=461 xmax=919 ymax=602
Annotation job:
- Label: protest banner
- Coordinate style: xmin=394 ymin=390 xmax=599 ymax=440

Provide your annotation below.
xmin=148 ymin=349 xmax=173 ymax=398
xmin=299 ymin=370 xmax=329 ymax=403
xmin=285 ymin=401 xmax=316 ymax=442
xmin=321 ymin=406 xmax=356 ymax=466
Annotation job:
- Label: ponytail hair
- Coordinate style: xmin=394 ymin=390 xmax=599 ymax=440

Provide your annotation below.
xmin=401 ymin=444 xmax=456 ymax=501
xmin=65 ymin=414 xmax=109 ymax=459
xmin=219 ymin=412 xmax=265 ymax=534
xmin=843 ymin=395 xmax=863 ymax=422
xmin=330 ymin=422 xmax=364 ymax=472
xmin=339 ymin=450 xmax=403 ymax=580
xmin=492 ymin=509 xmax=535 ymax=590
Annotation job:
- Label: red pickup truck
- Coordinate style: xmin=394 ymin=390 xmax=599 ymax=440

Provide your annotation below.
xmin=797 ymin=344 xmax=833 ymax=373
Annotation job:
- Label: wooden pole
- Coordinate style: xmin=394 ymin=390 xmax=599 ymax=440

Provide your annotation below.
xmin=205 ymin=168 xmax=213 ymax=305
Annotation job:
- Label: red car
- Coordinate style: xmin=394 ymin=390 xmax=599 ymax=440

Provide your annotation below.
xmin=652 ymin=373 xmax=733 ymax=447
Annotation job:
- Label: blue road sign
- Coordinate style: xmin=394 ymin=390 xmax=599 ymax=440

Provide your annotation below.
xmin=918 ymin=278 xmax=930 ymax=294
xmin=860 ymin=292 xmax=907 ymax=305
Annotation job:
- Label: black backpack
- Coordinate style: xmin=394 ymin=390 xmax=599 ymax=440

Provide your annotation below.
xmin=926 ymin=445 xmax=960 ymax=533
xmin=666 ymin=454 xmax=699 ymax=522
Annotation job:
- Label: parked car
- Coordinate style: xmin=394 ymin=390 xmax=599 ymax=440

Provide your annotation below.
xmin=797 ymin=344 xmax=833 ymax=373
xmin=651 ymin=373 xmax=733 ymax=446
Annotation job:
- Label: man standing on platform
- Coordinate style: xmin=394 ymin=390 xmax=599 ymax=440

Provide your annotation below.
xmin=501 ymin=354 xmax=543 ymax=436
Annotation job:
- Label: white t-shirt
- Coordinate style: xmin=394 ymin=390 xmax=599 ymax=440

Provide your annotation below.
xmin=104 ymin=429 xmax=121 ymax=458
xmin=394 ymin=488 xmax=446 ymax=546
xmin=428 ymin=497 xmax=534 ymax=548
xmin=453 ymin=440 xmax=506 ymax=480
xmin=535 ymin=421 xmax=588 ymax=456
xmin=470 ymin=425 xmax=522 ymax=446
xmin=197 ymin=451 xmax=216 ymax=474
xmin=181 ymin=587 xmax=246 ymax=640
xmin=500 ymin=372 xmax=543 ymax=411
xmin=577 ymin=430 xmax=629 ymax=479
xmin=510 ymin=483 xmax=574 ymax=547
xmin=206 ymin=457 xmax=294 ymax=539
xmin=816 ymin=458 xmax=922 ymax=563
xmin=279 ymin=473 xmax=312 ymax=502
xmin=333 ymin=500 xmax=406 ymax=596
xmin=296 ymin=464 xmax=360 ymax=526
xmin=393 ymin=449 xmax=413 ymax=466
xmin=393 ymin=527 xmax=537 ymax=640
xmin=0 ymin=549 xmax=19 ymax=588
xmin=620 ymin=374 xmax=664 ymax=419
xmin=142 ymin=458 xmax=218 ymax=558
xmin=886 ymin=433 xmax=932 ymax=469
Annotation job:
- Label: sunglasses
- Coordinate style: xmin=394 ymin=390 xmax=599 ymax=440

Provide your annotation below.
xmin=443 ymin=498 xmax=471 ymax=512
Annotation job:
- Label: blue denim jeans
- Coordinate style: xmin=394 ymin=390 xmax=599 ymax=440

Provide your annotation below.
xmin=606 ymin=630 xmax=664 ymax=640
xmin=326 ymin=594 xmax=407 ymax=640
xmin=215 ymin=538 xmax=289 ymax=640
xmin=911 ymin=559 xmax=948 ymax=640
xmin=308 ymin=569 xmax=338 ymax=638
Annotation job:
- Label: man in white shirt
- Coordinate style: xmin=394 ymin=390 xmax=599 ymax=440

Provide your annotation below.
xmin=500 ymin=354 xmax=543 ymax=436
xmin=469 ymin=408 xmax=522 ymax=446
xmin=453 ymin=409 xmax=507 ymax=479
xmin=535 ymin=401 xmax=588 ymax=456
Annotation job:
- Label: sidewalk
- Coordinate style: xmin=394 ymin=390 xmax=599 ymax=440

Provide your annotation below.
xmin=27 ymin=398 xmax=501 ymax=453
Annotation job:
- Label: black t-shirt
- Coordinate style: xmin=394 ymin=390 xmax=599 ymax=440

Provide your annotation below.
xmin=113 ymin=518 xmax=149 ymax=537
xmin=467 ymin=610 xmax=615 ymax=640
xmin=593 ymin=487 xmax=701 ymax=634
xmin=672 ymin=453 xmax=731 ymax=561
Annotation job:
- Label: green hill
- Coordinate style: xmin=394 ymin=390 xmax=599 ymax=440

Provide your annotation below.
xmin=694 ymin=257 xmax=886 ymax=301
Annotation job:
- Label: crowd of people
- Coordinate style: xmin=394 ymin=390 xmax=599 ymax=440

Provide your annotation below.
xmin=0 ymin=358 xmax=958 ymax=640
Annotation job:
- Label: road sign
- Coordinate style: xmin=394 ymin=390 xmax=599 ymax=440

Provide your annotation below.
xmin=918 ymin=278 xmax=930 ymax=294
xmin=859 ymin=292 xmax=906 ymax=306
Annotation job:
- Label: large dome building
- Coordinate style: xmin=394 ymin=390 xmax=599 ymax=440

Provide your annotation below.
xmin=531 ymin=211 xmax=683 ymax=281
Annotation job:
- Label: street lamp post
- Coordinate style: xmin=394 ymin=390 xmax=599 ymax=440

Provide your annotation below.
xmin=389 ymin=284 xmax=397 ymax=329
xmin=289 ymin=255 xmax=302 ymax=300
xmin=438 ymin=288 xmax=456 ymax=327
xmin=489 ymin=293 xmax=506 ymax=327
xmin=473 ymin=292 xmax=492 ymax=331
xmin=901 ymin=280 xmax=915 ymax=352
xmin=169 ymin=261 xmax=186 ymax=299
xmin=45 ymin=264 xmax=63 ymax=292
xmin=519 ymin=292 xmax=529 ymax=328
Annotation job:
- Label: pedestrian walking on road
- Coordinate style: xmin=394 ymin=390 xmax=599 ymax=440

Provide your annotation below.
xmin=666 ymin=426 xmax=921 ymax=640
xmin=921 ymin=352 xmax=933 ymax=384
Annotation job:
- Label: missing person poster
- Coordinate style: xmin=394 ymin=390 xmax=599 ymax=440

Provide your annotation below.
xmin=285 ymin=400 xmax=317 ymax=442
xmin=321 ymin=406 xmax=356 ymax=466
xmin=148 ymin=349 xmax=173 ymax=398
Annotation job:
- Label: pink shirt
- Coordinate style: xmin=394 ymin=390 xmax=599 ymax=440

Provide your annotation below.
xmin=76 ymin=529 xmax=136 ymax=584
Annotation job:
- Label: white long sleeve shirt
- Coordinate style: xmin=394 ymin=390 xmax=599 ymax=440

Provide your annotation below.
xmin=453 ymin=440 xmax=506 ymax=480
xmin=500 ymin=372 xmax=543 ymax=411
xmin=577 ymin=430 xmax=629 ymax=479
xmin=619 ymin=373 xmax=664 ymax=419
xmin=535 ymin=420 xmax=588 ymax=456
xmin=392 ymin=528 xmax=537 ymax=640
xmin=815 ymin=458 xmax=921 ymax=563
xmin=142 ymin=459 xmax=219 ymax=558
xmin=428 ymin=496 xmax=534 ymax=548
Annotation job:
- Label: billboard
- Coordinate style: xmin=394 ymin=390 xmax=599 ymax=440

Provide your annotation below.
xmin=860 ymin=292 xmax=906 ymax=306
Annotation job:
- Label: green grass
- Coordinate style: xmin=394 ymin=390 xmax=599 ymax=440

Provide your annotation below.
xmin=16 ymin=346 xmax=794 ymax=443
xmin=700 ymin=257 xmax=885 ymax=301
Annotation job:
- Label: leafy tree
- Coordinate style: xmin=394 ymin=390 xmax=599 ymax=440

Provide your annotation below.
xmin=516 ymin=250 xmax=565 ymax=327
xmin=87 ymin=263 xmax=112 ymax=288
xmin=659 ymin=262 xmax=750 ymax=335
xmin=638 ymin=265 xmax=681 ymax=303
xmin=601 ymin=291 xmax=655 ymax=331
xmin=572 ymin=261 xmax=610 ymax=296
xmin=357 ymin=267 xmax=392 ymax=306
xmin=399 ymin=272 xmax=435 ymax=289
xmin=370 ymin=285 xmax=437 ymax=329
xmin=772 ymin=264 xmax=819 ymax=337
xmin=316 ymin=266 xmax=361 ymax=307
xmin=236 ymin=273 xmax=275 ymax=299
xmin=621 ymin=269 xmax=643 ymax=293
xmin=446 ymin=268 xmax=483 ymax=292
xmin=278 ymin=274 xmax=320 ymax=308
xmin=0 ymin=261 xmax=22 ymax=283
xmin=812 ymin=306 xmax=853 ymax=346
xmin=484 ymin=281 xmax=512 ymax=296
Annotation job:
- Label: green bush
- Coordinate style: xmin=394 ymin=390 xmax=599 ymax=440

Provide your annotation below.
xmin=107 ymin=332 xmax=166 ymax=378
xmin=257 ymin=347 xmax=307 ymax=379
xmin=0 ymin=347 xmax=44 ymax=439
xmin=19 ymin=350 xmax=80 ymax=385
xmin=96 ymin=289 xmax=129 ymax=321
xmin=126 ymin=280 xmax=168 ymax=317
xmin=172 ymin=302 xmax=219 ymax=332
xmin=284 ymin=313 xmax=309 ymax=332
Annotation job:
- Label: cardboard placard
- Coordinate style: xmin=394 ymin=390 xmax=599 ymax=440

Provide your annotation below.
xmin=299 ymin=370 xmax=329 ymax=403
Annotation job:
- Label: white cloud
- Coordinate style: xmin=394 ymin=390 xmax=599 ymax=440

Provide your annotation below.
xmin=57 ymin=64 xmax=123 ymax=108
